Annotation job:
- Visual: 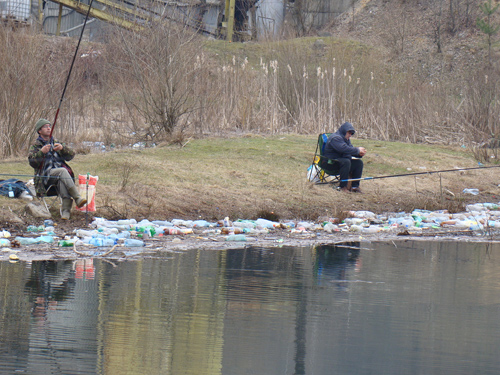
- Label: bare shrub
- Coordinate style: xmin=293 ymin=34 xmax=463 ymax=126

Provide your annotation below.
xmin=0 ymin=28 xmax=58 ymax=157
xmin=104 ymin=18 xmax=211 ymax=143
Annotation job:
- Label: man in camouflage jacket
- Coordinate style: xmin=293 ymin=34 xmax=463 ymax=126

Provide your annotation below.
xmin=28 ymin=119 xmax=87 ymax=219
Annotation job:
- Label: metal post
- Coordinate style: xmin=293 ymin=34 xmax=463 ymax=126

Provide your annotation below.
xmin=38 ymin=0 xmax=44 ymax=29
xmin=225 ymin=0 xmax=235 ymax=41
xmin=56 ymin=3 xmax=63 ymax=36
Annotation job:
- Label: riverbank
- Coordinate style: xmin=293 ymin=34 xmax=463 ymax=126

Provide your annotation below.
xmin=2 ymin=202 xmax=500 ymax=262
xmin=2 ymin=135 xmax=500 ymax=261
xmin=2 ymin=135 xmax=500 ymax=222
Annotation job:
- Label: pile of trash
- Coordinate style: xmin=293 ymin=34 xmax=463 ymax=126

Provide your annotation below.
xmin=1 ymin=203 xmax=500 ymax=255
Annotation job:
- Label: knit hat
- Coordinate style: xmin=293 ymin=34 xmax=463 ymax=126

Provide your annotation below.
xmin=35 ymin=119 xmax=51 ymax=133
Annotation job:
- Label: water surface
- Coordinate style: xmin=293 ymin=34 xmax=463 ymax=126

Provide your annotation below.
xmin=1 ymin=240 xmax=499 ymax=374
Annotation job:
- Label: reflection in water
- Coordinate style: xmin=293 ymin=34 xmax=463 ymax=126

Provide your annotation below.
xmin=0 ymin=241 xmax=500 ymax=374
xmin=314 ymin=242 xmax=361 ymax=287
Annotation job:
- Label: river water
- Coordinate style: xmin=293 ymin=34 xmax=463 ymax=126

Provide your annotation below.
xmin=1 ymin=240 xmax=499 ymax=374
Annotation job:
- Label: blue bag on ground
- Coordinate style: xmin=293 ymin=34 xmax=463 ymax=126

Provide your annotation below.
xmin=0 ymin=179 xmax=31 ymax=198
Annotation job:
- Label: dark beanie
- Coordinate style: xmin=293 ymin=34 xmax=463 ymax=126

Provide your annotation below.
xmin=35 ymin=119 xmax=51 ymax=133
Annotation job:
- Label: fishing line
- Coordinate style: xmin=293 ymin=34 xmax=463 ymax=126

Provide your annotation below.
xmin=342 ymin=164 xmax=500 ymax=183
xmin=49 ymin=0 xmax=95 ymax=138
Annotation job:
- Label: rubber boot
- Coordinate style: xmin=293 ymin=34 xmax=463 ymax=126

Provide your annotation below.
xmin=68 ymin=186 xmax=87 ymax=208
xmin=60 ymin=198 xmax=73 ymax=220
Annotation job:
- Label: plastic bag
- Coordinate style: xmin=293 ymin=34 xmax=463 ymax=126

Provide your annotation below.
xmin=307 ymin=156 xmax=324 ymax=182
xmin=76 ymin=175 xmax=98 ymax=212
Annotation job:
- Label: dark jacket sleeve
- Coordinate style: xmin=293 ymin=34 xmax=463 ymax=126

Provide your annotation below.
xmin=326 ymin=134 xmax=361 ymax=159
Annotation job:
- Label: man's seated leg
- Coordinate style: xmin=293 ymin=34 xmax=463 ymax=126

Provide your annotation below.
xmin=49 ymin=168 xmax=87 ymax=219
xmin=336 ymin=158 xmax=352 ymax=189
xmin=350 ymin=159 xmax=364 ymax=192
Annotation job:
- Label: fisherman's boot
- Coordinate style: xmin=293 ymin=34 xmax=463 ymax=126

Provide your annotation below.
xmin=68 ymin=186 xmax=87 ymax=208
xmin=60 ymin=198 xmax=73 ymax=220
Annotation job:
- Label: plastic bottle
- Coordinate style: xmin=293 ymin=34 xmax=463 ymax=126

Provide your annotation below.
xmin=59 ymin=240 xmax=75 ymax=247
xmin=8 ymin=185 xmax=14 ymax=198
xmin=225 ymin=234 xmax=247 ymax=241
xmin=0 ymin=238 xmax=11 ymax=246
xmin=116 ymin=231 xmax=131 ymax=239
xmin=44 ymin=219 xmax=54 ymax=226
xmin=88 ymin=238 xmax=116 ymax=247
xmin=349 ymin=225 xmax=363 ymax=232
xmin=353 ymin=211 xmax=376 ymax=219
xmin=39 ymin=235 xmax=54 ymax=243
xmin=362 ymin=226 xmax=381 ymax=234
xmin=117 ymin=219 xmax=137 ymax=225
xmin=15 ymin=237 xmax=39 ymax=245
xmin=466 ymin=204 xmax=487 ymax=212
xmin=400 ymin=218 xmax=414 ymax=228
xmin=152 ymin=220 xmax=172 ymax=227
xmin=462 ymin=188 xmax=479 ymax=195
xmin=233 ymin=221 xmax=256 ymax=229
xmin=76 ymin=229 xmax=98 ymax=238
xmin=193 ymin=220 xmax=211 ymax=228
xmin=165 ymin=228 xmax=182 ymax=235
xmin=221 ymin=227 xmax=244 ymax=234
xmin=164 ymin=227 xmax=193 ymax=235
xmin=124 ymin=238 xmax=144 ymax=247
xmin=255 ymin=218 xmax=277 ymax=229
xmin=323 ymin=223 xmax=338 ymax=233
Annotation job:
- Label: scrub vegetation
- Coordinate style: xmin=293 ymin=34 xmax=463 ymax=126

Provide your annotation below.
xmin=0 ymin=0 xmax=499 ymax=161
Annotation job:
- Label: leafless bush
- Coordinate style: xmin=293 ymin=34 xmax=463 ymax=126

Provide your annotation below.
xmin=104 ymin=18 xmax=212 ymax=142
xmin=0 ymin=28 xmax=57 ymax=157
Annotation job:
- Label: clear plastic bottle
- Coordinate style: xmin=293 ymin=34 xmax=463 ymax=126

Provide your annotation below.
xmin=117 ymin=219 xmax=137 ymax=225
xmin=462 ymin=188 xmax=479 ymax=195
xmin=225 ymin=234 xmax=247 ymax=241
xmin=193 ymin=220 xmax=211 ymax=228
xmin=124 ymin=238 xmax=144 ymax=247
xmin=0 ymin=238 xmax=11 ymax=246
xmin=323 ymin=223 xmax=338 ymax=233
xmin=89 ymin=237 xmax=115 ymax=247
xmin=39 ymin=235 xmax=54 ymax=243
xmin=15 ymin=237 xmax=39 ymax=245
xmin=76 ymin=229 xmax=97 ymax=238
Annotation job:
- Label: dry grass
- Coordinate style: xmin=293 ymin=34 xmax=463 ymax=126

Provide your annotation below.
xmin=2 ymin=13 xmax=499 ymax=160
xmin=2 ymin=135 xmax=500 ymax=222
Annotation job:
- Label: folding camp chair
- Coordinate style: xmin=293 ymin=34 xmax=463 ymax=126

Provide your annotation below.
xmin=308 ymin=133 xmax=341 ymax=187
xmin=40 ymin=181 xmax=61 ymax=213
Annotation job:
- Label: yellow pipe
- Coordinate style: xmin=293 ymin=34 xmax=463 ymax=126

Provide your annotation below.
xmin=51 ymin=0 xmax=143 ymax=31
xmin=56 ymin=3 xmax=63 ymax=35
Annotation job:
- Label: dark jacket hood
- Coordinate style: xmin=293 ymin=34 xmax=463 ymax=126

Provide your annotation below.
xmin=338 ymin=122 xmax=355 ymax=137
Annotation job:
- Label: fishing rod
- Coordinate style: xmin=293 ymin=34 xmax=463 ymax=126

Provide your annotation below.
xmin=48 ymin=0 xmax=95 ymax=139
xmin=342 ymin=164 xmax=500 ymax=183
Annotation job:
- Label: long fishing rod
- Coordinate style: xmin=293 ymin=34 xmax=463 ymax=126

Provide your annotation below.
xmin=48 ymin=0 xmax=95 ymax=139
xmin=342 ymin=164 xmax=500 ymax=183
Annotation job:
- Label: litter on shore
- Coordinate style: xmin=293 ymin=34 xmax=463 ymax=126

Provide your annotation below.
xmin=2 ymin=202 xmax=500 ymax=260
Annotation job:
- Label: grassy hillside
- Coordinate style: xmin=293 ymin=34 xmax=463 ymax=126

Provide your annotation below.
xmin=1 ymin=135 xmax=499 ymax=224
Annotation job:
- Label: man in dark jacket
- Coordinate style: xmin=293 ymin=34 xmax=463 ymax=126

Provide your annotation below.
xmin=28 ymin=119 xmax=87 ymax=219
xmin=321 ymin=122 xmax=367 ymax=193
